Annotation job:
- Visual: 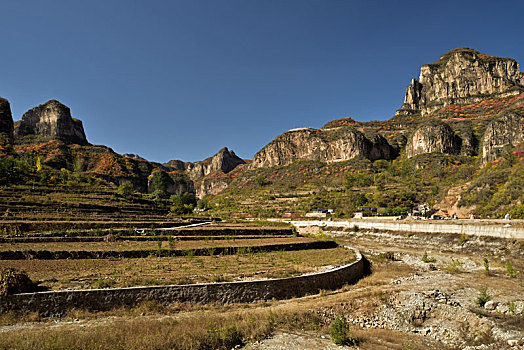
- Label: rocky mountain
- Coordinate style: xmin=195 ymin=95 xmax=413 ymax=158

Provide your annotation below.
xmin=249 ymin=48 xmax=524 ymax=169
xmin=15 ymin=100 xmax=88 ymax=145
xmin=163 ymin=147 xmax=246 ymax=197
xmin=0 ymin=98 xmax=14 ymax=144
xmin=4 ymin=47 xmax=524 ymax=216
xmin=250 ymin=127 xmax=395 ymax=169
xmin=396 ymin=47 xmax=524 ymax=116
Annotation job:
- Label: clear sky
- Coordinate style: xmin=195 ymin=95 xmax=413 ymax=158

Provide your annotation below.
xmin=1 ymin=0 xmax=523 ymax=162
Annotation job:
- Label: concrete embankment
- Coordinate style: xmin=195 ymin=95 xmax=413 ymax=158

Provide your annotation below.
xmin=287 ymin=219 xmax=524 ymax=239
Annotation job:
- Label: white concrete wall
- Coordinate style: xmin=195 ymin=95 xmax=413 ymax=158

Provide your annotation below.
xmin=287 ymin=220 xmax=524 ymax=239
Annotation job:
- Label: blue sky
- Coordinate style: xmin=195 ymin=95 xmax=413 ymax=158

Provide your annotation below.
xmin=1 ymin=0 xmax=523 ymax=162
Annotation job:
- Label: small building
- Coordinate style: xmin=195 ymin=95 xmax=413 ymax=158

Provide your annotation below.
xmin=306 ymin=211 xmax=327 ymax=218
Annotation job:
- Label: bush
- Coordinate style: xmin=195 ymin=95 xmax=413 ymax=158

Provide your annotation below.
xmin=197 ymin=196 xmax=210 ymax=210
xmin=477 ymin=287 xmax=491 ymax=307
xmin=152 ymin=189 xmax=170 ymax=200
xmin=422 ymin=252 xmax=436 ymax=263
xmin=255 ymin=175 xmax=270 ymax=187
xmin=0 ymin=268 xmax=38 ymax=296
xmin=206 ymin=325 xmax=243 ymax=349
xmin=330 ymin=315 xmax=355 ymax=346
xmin=116 ymin=182 xmax=133 ymax=197
xmin=506 ymin=261 xmax=517 ymax=278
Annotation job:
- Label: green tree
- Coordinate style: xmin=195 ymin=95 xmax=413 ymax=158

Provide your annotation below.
xmin=150 ymin=170 xmax=173 ymax=192
xmin=116 ymin=182 xmax=134 ymax=197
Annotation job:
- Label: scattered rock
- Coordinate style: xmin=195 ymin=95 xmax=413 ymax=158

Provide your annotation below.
xmin=484 ymin=300 xmax=498 ymax=310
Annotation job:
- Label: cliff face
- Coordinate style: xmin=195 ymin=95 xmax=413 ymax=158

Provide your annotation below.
xmin=165 ymin=147 xmax=245 ymax=180
xmin=250 ymin=127 xmax=395 ymax=169
xmin=185 ymin=147 xmax=245 ymax=180
xmin=397 ymin=48 xmax=524 ymax=116
xmin=194 ymin=176 xmax=230 ymax=198
xmin=406 ymin=119 xmax=460 ymax=158
xmin=482 ymin=112 xmax=524 ymax=163
xmin=0 ymin=98 xmax=14 ymax=144
xmin=15 ymin=100 xmax=88 ymax=145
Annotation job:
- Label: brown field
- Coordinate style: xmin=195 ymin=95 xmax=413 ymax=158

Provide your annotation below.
xmin=0 ymin=246 xmax=356 ymax=290
xmin=0 ymin=236 xmax=313 ymax=252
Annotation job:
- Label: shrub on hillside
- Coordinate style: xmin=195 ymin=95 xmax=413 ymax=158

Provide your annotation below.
xmin=116 ymin=182 xmax=134 ymax=197
xmin=330 ymin=315 xmax=355 ymax=346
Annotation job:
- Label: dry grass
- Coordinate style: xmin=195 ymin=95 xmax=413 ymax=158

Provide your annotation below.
xmin=0 ymin=306 xmax=322 ymax=350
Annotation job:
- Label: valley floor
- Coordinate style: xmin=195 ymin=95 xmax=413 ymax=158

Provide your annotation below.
xmin=0 ymin=226 xmax=522 ymax=349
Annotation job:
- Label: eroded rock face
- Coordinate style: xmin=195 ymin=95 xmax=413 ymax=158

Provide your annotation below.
xmin=186 ymin=147 xmax=244 ymax=179
xmin=250 ymin=127 xmax=394 ymax=169
xmin=482 ymin=112 xmax=524 ymax=163
xmin=15 ymin=100 xmax=88 ymax=145
xmin=406 ymin=119 xmax=460 ymax=158
xmin=397 ymin=48 xmax=524 ymax=116
xmin=195 ymin=176 xmax=230 ymax=198
xmin=166 ymin=147 xmax=245 ymax=180
xmin=0 ymin=97 xmax=14 ymax=143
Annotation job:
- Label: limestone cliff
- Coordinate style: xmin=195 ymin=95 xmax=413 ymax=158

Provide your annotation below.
xmin=0 ymin=98 xmax=14 ymax=144
xmin=250 ymin=127 xmax=395 ymax=169
xmin=397 ymin=48 xmax=524 ymax=116
xmin=406 ymin=119 xmax=460 ymax=158
xmin=165 ymin=147 xmax=245 ymax=180
xmin=186 ymin=147 xmax=244 ymax=179
xmin=482 ymin=112 xmax=524 ymax=163
xmin=194 ymin=175 xmax=230 ymax=198
xmin=15 ymin=100 xmax=88 ymax=145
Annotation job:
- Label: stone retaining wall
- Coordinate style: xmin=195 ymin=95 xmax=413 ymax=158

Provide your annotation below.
xmin=0 ymin=249 xmax=367 ymax=316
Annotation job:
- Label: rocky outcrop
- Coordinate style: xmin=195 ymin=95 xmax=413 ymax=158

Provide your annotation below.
xmin=186 ymin=147 xmax=244 ymax=179
xmin=482 ymin=112 xmax=524 ymax=163
xmin=165 ymin=147 xmax=245 ymax=180
xmin=164 ymin=159 xmax=187 ymax=172
xmin=194 ymin=176 xmax=230 ymax=198
xmin=15 ymin=100 xmax=88 ymax=145
xmin=0 ymin=98 xmax=14 ymax=143
xmin=250 ymin=127 xmax=395 ymax=169
xmin=397 ymin=48 xmax=524 ymax=116
xmin=406 ymin=119 xmax=460 ymax=158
